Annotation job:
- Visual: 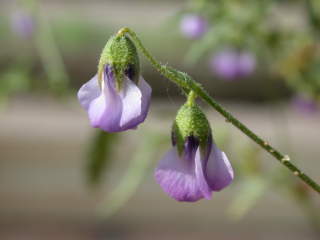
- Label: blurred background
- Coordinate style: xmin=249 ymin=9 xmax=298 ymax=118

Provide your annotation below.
xmin=0 ymin=0 xmax=319 ymax=239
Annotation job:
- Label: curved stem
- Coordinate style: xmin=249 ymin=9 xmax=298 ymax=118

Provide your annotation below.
xmin=117 ymin=27 xmax=320 ymax=195
xmin=187 ymin=91 xmax=197 ymax=106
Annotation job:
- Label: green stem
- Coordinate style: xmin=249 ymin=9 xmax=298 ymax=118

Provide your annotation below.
xmin=116 ymin=27 xmax=320 ymax=195
xmin=187 ymin=91 xmax=197 ymax=106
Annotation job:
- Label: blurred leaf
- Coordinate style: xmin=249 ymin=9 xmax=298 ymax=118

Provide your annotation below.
xmin=34 ymin=11 xmax=70 ymax=95
xmin=227 ymin=177 xmax=268 ymax=220
xmin=211 ymin=123 xmax=230 ymax=147
xmin=184 ymin=27 xmax=221 ymax=65
xmin=0 ymin=67 xmax=30 ymax=96
xmin=239 ymin=144 xmax=262 ymax=177
xmin=86 ymin=130 xmax=118 ymax=186
xmin=98 ymin=131 xmax=167 ymax=218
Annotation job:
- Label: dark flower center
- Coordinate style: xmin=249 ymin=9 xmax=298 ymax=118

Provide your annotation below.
xmin=184 ymin=135 xmax=200 ymax=161
xmin=125 ymin=64 xmax=136 ymax=80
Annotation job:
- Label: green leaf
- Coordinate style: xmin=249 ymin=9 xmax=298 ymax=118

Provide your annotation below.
xmin=98 ymin=131 xmax=167 ymax=218
xmin=227 ymin=177 xmax=268 ymax=220
xmin=86 ymin=130 xmax=118 ymax=186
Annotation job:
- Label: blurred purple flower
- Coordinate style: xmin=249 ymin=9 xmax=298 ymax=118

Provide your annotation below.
xmin=210 ymin=49 xmax=256 ymax=80
xmin=292 ymin=95 xmax=318 ymax=114
xmin=155 ymin=135 xmax=233 ymax=202
xmin=77 ymin=65 xmax=152 ymax=132
xmin=180 ymin=14 xmax=208 ymax=39
xmin=10 ymin=10 xmax=34 ymax=38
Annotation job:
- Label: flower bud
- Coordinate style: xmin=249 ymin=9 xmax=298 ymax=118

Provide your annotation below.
xmin=98 ymin=35 xmax=140 ymax=90
xmin=172 ymin=102 xmax=211 ymax=155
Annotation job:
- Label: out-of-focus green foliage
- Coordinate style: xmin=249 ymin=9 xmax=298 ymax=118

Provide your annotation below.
xmin=183 ymin=0 xmax=320 ymax=102
xmin=86 ymin=130 xmax=118 ymax=186
xmin=0 ymin=66 xmax=30 ymax=103
xmin=98 ymin=131 xmax=167 ymax=218
xmin=228 ymin=177 xmax=268 ymax=220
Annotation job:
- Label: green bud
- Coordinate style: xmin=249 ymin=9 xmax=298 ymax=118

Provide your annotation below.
xmin=98 ymin=35 xmax=140 ymax=90
xmin=172 ymin=102 xmax=211 ymax=155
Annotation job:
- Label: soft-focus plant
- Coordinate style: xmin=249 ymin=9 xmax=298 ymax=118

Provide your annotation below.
xmin=180 ymin=0 xmax=320 ymax=106
xmin=175 ymin=0 xmax=320 ymax=230
xmin=77 ymin=26 xmax=320 ymax=207
xmin=1 ymin=0 xmax=320 ymax=234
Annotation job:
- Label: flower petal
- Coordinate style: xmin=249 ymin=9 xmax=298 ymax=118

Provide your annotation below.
xmin=155 ymin=147 xmax=208 ymax=202
xmin=79 ymin=70 xmax=151 ymax=132
xmin=194 ymin=148 xmax=212 ymax=199
xmin=137 ymin=76 xmax=152 ymax=120
xmin=77 ymin=74 xmax=100 ymax=111
xmin=88 ymin=92 xmax=122 ymax=131
xmin=87 ymin=71 xmax=123 ymax=132
xmin=118 ymin=77 xmax=142 ymax=127
xmin=119 ymin=76 xmax=151 ymax=130
xmin=205 ymin=143 xmax=234 ymax=191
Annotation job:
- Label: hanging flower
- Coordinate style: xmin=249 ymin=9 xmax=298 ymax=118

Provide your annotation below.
xmin=180 ymin=14 xmax=208 ymax=39
xmin=209 ymin=49 xmax=256 ymax=80
xmin=77 ymin=35 xmax=152 ymax=132
xmin=155 ymin=102 xmax=234 ymax=202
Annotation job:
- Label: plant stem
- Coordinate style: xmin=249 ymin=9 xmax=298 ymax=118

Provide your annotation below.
xmin=187 ymin=91 xmax=197 ymax=106
xmin=116 ymin=27 xmax=320 ymax=195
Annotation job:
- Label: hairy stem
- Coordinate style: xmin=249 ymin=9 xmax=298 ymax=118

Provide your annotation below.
xmin=117 ymin=27 xmax=320 ymax=195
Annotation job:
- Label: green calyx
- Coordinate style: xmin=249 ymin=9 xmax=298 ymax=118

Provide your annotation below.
xmin=98 ymin=35 xmax=140 ymax=90
xmin=172 ymin=101 xmax=212 ymax=155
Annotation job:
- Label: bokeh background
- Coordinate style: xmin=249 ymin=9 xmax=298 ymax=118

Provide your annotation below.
xmin=0 ymin=0 xmax=319 ymax=239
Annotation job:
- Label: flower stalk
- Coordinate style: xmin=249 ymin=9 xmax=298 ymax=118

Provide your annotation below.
xmin=116 ymin=27 xmax=320 ymax=195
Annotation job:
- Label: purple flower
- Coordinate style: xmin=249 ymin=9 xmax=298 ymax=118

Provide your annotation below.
xmin=210 ymin=49 xmax=256 ymax=80
xmin=155 ymin=135 xmax=233 ymax=202
xmin=77 ymin=65 xmax=152 ymax=132
xmin=180 ymin=14 xmax=208 ymax=39
xmin=10 ymin=10 xmax=34 ymax=38
xmin=292 ymin=95 xmax=318 ymax=114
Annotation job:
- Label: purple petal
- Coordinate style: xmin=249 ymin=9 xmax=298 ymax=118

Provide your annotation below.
xmin=205 ymin=143 xmax=234 ymax=191
xmin=77 ymin=74 xmax=100 ymax=111
xmin=155 ymin=146 xmax=211 ymax=202
xmin=210 ymin=50 xmax=239 ymax=80
xmin=80 ymin=69 xmax=123 ymax=132
xmin=118 ymin=77 xmax=142 ymax=125
xmin=238 ymin=52 xmax=256 ymax=76
xmin=11 ymin=10 xmax=34 ymax=38
xmin=210 ymin=50 xmax=256 ymax=80
xmin=88 ymin=89 xmax=122 ymax=132
xmin=119 ymin=76 xmax=152 ymax=130
xmin=194 ymin=148 xmax=212 ymax=199
xmin=180 ymin=14 xmax=208 ymax=39
xmin=78 ymin=70 xmax=151 ymax=132
xmin=292 ymin=95 xmax=318 ymax=114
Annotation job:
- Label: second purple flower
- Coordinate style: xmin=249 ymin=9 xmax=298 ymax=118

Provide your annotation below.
xmin=180 ymin=14 xmax=208 ymax=39
xmin=155 ymin=100 xmax=234 ymax=202
xmin=210 ymin=49 xmax=256 ymax=80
